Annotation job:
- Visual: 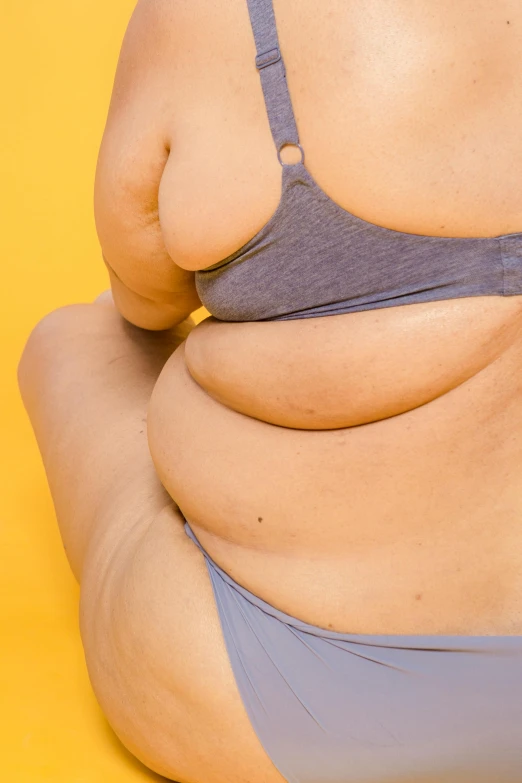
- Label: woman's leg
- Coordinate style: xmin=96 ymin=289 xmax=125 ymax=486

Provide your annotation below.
xmin=17 ymin=292 xmax=190 ymax=581
xmin=17 ymin=295 xmax=285 ymax=783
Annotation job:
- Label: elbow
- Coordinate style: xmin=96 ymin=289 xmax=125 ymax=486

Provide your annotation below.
xmin=114 ymin=301 xmax=188 ymax=331
xmin=108 ymin=273 xmax=200 ymax=331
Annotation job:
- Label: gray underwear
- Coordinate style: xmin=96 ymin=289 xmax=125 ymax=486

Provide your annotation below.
xmin=184 ymin=520 xmax=522 ymax=783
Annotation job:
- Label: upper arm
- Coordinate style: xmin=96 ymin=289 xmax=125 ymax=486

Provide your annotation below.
xmin=94 ymin=0 xmax=201 ymax=318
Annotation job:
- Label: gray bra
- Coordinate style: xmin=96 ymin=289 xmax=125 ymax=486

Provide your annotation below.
xmin=194 ymin=0 xmax=522 ymax=322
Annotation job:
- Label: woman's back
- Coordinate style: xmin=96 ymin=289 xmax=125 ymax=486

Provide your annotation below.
xmin=96 ymin=0 xmax=522 ymax=634
xmin=159 ymin=0 xmax=522 ymax=267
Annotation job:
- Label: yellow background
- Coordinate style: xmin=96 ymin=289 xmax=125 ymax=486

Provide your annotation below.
xmin=1 ymin=2 xmax=206 ymax=778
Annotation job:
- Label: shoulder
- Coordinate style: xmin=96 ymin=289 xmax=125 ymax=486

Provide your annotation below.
xmin=107 ymin=0 xmax=183 ymax=107
xmin=101 ymin=0 xmax=234 ymax=123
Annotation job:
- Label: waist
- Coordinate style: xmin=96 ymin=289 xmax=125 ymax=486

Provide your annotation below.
xmin=184 ymin=501 xmax=522 ymax=635
xmin=149 ymin=312 xmax=522 ymax=634
xmin=174 ymin=377 xmax=522 ymax=634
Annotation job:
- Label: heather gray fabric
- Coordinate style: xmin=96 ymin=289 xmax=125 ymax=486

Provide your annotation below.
xmin=194 ymin=0 xmax=522 ymax=322
xmin=185 ymin=520 xmax=522 ymax=783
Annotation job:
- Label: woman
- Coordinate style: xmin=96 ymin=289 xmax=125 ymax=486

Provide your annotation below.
xmin=18 ymin=0 xmax=522 ymax=781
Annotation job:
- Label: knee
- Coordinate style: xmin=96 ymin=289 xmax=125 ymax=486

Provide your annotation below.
xmin=17 ymin=302 xmax=118 ymax=402
xmin=92 ymin=289 xmax=115 ymax=306
xmin=18 ymin=305 xmax=81 ymax=400
xmin=20 ymin=302 xmax=95 ymax=354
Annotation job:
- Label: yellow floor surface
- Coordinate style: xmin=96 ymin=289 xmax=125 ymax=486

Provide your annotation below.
xmin=2 ymin=2 xmax=207 ymax=779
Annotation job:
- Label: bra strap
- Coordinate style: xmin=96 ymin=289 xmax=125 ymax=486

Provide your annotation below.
xmin=245 ymin=0 xmax=302 ymax=162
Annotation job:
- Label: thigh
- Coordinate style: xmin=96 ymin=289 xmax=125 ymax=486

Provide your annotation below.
xmin=90 ymin=504 xmax=286 ymax=783
xmin=17 ymin=298 xmax=185 ymax=581
xmin=17 ymin=299 xmax=285 ymax=783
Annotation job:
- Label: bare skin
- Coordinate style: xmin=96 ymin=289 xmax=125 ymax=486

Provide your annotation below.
xmin=18 ymin=296 xmax=284 ymax=783
xmin=19 ymin=0 xmax=522 ymax=781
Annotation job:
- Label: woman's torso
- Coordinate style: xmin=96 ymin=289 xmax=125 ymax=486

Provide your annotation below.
xmin=147 ymin=0 xmax=522 ymax=634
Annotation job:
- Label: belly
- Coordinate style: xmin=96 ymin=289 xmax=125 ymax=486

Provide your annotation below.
xmin=148 ymin=297 xmax=522 ymax=634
